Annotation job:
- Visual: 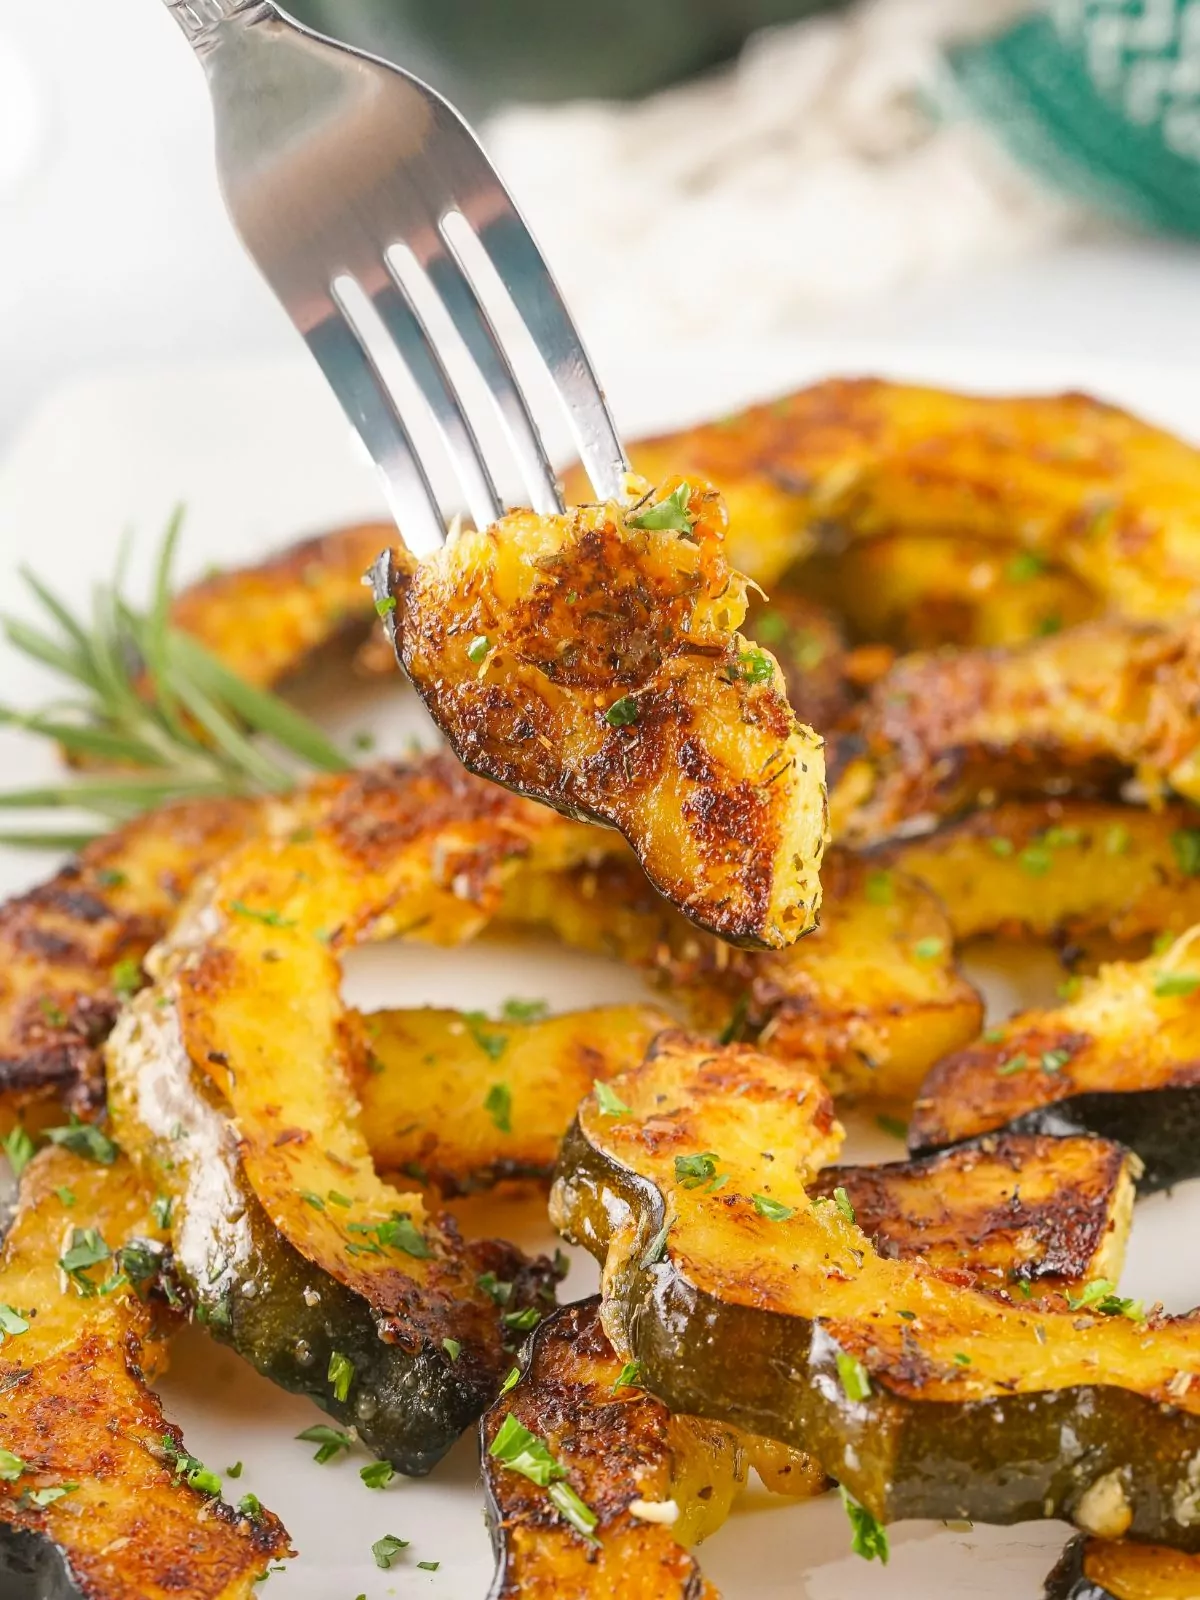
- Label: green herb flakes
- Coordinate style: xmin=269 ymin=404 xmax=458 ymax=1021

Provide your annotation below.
xmin=752 ymin=1194 xmax=795 ymax=1222
xmin=466 ymin=634 xmax=491 ymax=664
xmin=296 ymin=1424 xmax=351 ymax=1464
xmin=372 ymin=1534 xmax=410 ymax=1569
xmin=612 ymin=1360 xmax=643 ymax=1392
xmin=841 ymin=1488 xmax=889 ymax=1563
xmin=604 ymin=695 xmax=639 ymax=728
xmin=45 ymin=1116 xmax=118 ymax=1166
xmin=836 ymin=1350 xmax=872 ymax=1402
xmin=484 ymin=1082 xmax=513 ymax=1134
xmin=360 ymin=1460 xmax=395 ymax=1490
xmin=327 ymin=1350 xmax=354 ymax=1403
xmin=833 ymin=1186 xmax=856 ymax=1225
xmin=593 ymin=1080 xmax=630 ymax=1117
xmin=627 ymin=482 xmax=692 ymax=533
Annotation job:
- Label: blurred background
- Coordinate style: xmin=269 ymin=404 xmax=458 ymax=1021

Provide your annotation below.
xmin=3 ymin=0 xmax=1200 ymax=444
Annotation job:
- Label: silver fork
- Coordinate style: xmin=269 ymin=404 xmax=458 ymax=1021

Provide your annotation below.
xmin=160 ymin=0 xmax=628 ymax=553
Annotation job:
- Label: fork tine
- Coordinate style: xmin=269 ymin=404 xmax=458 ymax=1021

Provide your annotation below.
xmin=422 ymin=235 xmax=564 ymax=517
xmin=371 ymin=269 xmax=506 ymax=534
xmin=307 ymin=305 xmax=447 ymax=555
xmin=463 ymin=209 xmax=629 ymax=502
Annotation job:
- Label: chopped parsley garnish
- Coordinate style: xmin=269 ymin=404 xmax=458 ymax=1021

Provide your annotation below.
xmin=361 ymin=1460 xmax=396 ymax=1490
xmin=752 ymin=1193 xmax=795 ymax=1222
xmin=484 ymin=1082 xmax=513 ymax=1134
xmin=501 ymin=997 xmax=549 ymax=1022
xmin=229 ymin=900 xmax=296 ymax=929
xmin=865 ymin=870 xmax=893 ymax=906
xmin=327 ymin=1350 xmax=354 ymax=1403
xmin=1066 ymin=1278 xmax=1145 ymax=1319
xmin=296 ymin=1424 xmax=352 ymax=1464
xmin=464 ymin=1011 xmax=509 ymax=1061
xmin=833 ymin=1186 xmax=856 ymax=1224
xmin=988 ymin=836 xmax=1014 ymax=857
xmin=59 ymin=1227 xmax=111 ymax=1292
xmin=735 ymin=649 xmax=774 ymax=684
xmin=1019 ymin=844 xmax=1053 ymax=876
xmin=161 ymin=1434 xmax=221 ymax=1496
xmin=612 ymin=1360 xmax=644 ymax=1392
xmin=115 ymin=1240 xmax=162 ymax=1293
xmin=478 ymin=1272 xmax=514 ymax=1306
xmin=604 ymin=695 xmax=639 ymax=728
xmin=38 ymin=998 xmax=66 ymax=1028
xmin=1041 ymin=1048 xmax=1072 ymax=1074
xmin=912 ymin=937 xmax=943 ymax=962
xmin=374 ymin=595 xmax=397 ymax=617
xmin=152 ymin=1194 xmax=173 ymax=1229
xmin=836 ymin=1351 xmax=872 ymax=1402
xmin=328 ymin=1191 xmax=352 ymax=1208
xmin=876 ymin=1114 xmax=907 ymax=1140
xmin=502 ymin=1307 xmax=541 ymax=1333
xmin=674 ymin=1152 xmax=722 ymax=1190
xmin=996 ymin=1054 xmax=1028 ymax=1076
xmin=2 ymin=1127 xmax=35 ymax=1179
xmin=1058 ymin=975 xmax=1083 ymax=1001
xmin=237 ymin=1493 xmax=262 ymax=1517
xmin=95 ymin=868 xmax=127 ymax=888
xmin=1173 ymin=829 xmax=1200 ymax=877
xmin=45 ymin=1117 xmax=118 ymax=1166
xmin=718 ymin=994 xmax=750 ymax=1045
xmin=26 ymin=1483 xmax=77 ymax=1507
xmin=466 ymin=634 xmax=490 ymax=664
xmin=639 ymin=1222 xmax=671 ymax=1268
xmin=752 ymin=610 xmax=788 ymax=645
xmin=226 ymin=1461 xmax=243 ymax=1479
xmin=111 ymin=957 xmax=143 ymax=999
xmin=499 ymin=1366 xmax=521 ymax=1396
xmin=841 ymin=1488 xmax=889 ymax=1563
xmin=0 ymin=1450 xmax=25 ymax=1482
xmin=377 ymin=1216 xmax=431 ymax=1257
xmin=442 ymin=1338 xmax=461 ymax=1362
xmin=1105 ymin=823 xmax=1131 ymax=855
xmin=417 ymin=1561 xmax=441 ymax=1571
xmin=372 ymin=1534 xmax=410 ymax=1569
xmin=1154 ymin=971 xmax=1200 ymax=998
xmin=1036 ymin=613 xmax=1063 ymax=637
xmin=593 ymin=1080 xmax=630 ymax=1117
xmin=55 ymin=1186 xmax=76 ymax=1208
xmin=300 ymin=1190 xmax=326 ymax=1211
xmin=1004 ymin=550 xmax=1047 ymax=582
xmin=489 ymin=1414 xmax=599 ymax=1542
xmin=953 ymin=1352 xmax=971 ymax=1366
xmin=627 ymin=481 xmax=692 ymax=533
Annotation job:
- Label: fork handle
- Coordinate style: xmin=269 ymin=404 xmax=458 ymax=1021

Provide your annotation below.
xmin=161 ymin=0 xmax=275 ymax=51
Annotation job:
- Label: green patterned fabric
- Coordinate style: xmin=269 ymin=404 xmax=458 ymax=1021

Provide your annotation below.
xmin=950 ymin=2 xmax=1200 ymax=236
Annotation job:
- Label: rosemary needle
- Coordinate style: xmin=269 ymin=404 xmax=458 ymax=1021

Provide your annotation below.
xmin=0 ymin=509 xmax=350 ymax=848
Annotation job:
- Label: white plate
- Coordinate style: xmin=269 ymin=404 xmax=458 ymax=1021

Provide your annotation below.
xmin=2 ymin=340 xmax=1199 ymax=1599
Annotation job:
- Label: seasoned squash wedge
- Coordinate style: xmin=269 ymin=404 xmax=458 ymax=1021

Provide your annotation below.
xmin=811 ymin=1134 xmax=1134 ymax=1297
xmin=1045 ymin=1537 xmax=1200 ymax=1599
xmin=805 ymin=533 xmax=1096 ymax=650
xmin=108 ymin=756 xmax=610 ymax=1474
xmin=600 ymin=379 xmax=1200 ymax=620
xmin=170 ymin=521 xmax=393 ymax=689
xmin=908 ymin=933 xmax=1200 ymax=1191
xmin=837 ymin=620 xmax=1200 ymax=844
xmin=0 ymin=796 xmax=259 ymax=1117
xmin=501 ymin=849 xmax=981 ymax=1104
xmin=552 ymin=1031 xmax=1200 ymax=1548
xmin=482 ymin=1297 xmax=746 ymax=1600
xmin=0 ymin=1147 xmax=290 ymax=1599
xmin=372 ymin=480 xmax=829 ymax=950
xmin=358 ymin=1004 xmax=671 ymax=1193
xmin=879 ymin=800 xmax=1200 ymax=954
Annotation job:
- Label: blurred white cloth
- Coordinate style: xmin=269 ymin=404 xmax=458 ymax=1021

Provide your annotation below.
xmin=487 ymin=0 xmax=1096 ymax=349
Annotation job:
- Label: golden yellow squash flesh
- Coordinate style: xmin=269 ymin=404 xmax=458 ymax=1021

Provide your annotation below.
xmin=373 ymin=482 xmax=828 ymax=949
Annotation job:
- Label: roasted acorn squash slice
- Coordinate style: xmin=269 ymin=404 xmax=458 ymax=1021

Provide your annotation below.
xmin=358 ymin=1004 xmax=671 ymax=1193
xmin=372 ymin=481 xmax=829 ymax=950
xmin=1045 ymin=1536 xmax=1200 ymax=1600
xmin=600 ymin=379 xmax=1200 ymax=620
xmin=0 ymin=1147 xmax=289 ymax=1599
xmin=552 ymin=1031 xmax=1200 ymax=1548
xmin=500 ymin=849 xmax=981 ymax=1104
xmin=908 ymin=933 xmax=1200 ymax=1191
xmin=837 ymin=620 xmax=1200 ymax=844
xmin=0 ymin=796 xmax=259 ymax=1118
xmin=107 ymin=756 xmax=608 ymax=1474
xmin=879 ymin=800 xmax=1200 ymax=955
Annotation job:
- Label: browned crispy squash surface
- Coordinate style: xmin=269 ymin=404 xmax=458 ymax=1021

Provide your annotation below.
xmin=170 ymin=522 xmax=391 ymax=688
xmin=0 ymin=796 xmax=260 ymax=1117
xmin=908 ymin=933 xmax=1200 ymax=1191
xmin=880 ymin=800 xmax=1200 ymax=954
xmin=111 ymin=755 xmax=617 ymax=1472
xmin=0 ymin=1148 xmax=289 ymax=1599
xmin=596 ymin=380 xmax=1200 ymax=622
xmin=837 ymin=620 xmax=1200 ymax=843
xmin=502 ymin=849 xmax=981 ymax=1104
xmin=812 ymin=1135 xmax=1133 ymax=1296
xmin=482 ymin=1298 xmax=742 ymax=1600
xmin=373 ymin=481 xmax=829 ymax=949
xmin=552 ymin=1032 xmax=1200 ymax=1546
xmin=1047 ymin=1536 xmax=1200 ymax=1599
xmin=358 ymin=1004 xmax=671 ymax=1193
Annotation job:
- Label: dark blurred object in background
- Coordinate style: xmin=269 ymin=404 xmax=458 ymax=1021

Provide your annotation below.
xmin=288 ymin=0 xmax=844 ymax=111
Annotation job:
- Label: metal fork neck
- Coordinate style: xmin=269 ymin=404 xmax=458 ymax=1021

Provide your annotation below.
xmin=162 ymin=0 xmax=276 ymax=53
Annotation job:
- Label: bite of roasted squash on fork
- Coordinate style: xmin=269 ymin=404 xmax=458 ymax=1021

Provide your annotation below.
xmin=371 ymin=479 xmax=829 ymax=949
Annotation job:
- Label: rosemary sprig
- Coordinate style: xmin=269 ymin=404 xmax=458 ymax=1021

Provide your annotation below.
xmin=0 ymin=509 xmax=350 ymax=848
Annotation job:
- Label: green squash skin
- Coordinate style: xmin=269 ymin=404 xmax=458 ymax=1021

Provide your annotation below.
xmin=908 ymin=1089 xmax=1200 ymax=1195
xmin=109 ymin=996 xmax=558 ymax=1478
xmin=1042 ymin=1539 xmax=1114 ymax=1600
xmin=0 ymin=1526 xmax=80 ymax=1600
xmin=554 ymin=1119 xmax=1200 ymax=1549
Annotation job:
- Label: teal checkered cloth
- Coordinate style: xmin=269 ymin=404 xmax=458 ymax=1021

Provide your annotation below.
xmin=950 ymin=2 xmax=1200 ymax=236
